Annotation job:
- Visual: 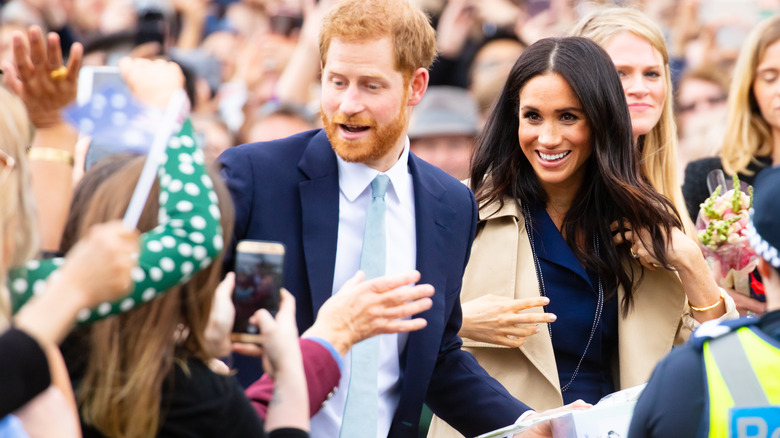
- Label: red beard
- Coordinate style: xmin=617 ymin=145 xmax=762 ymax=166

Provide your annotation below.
xmin=322 ymin=105 xmax=408 ymax=164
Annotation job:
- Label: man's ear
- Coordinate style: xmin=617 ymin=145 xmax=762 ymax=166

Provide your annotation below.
xmin=406 ymin=68 xmax=429 ymax=107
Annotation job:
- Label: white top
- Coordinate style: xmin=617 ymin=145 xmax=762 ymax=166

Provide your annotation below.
xmin=310 ymin=138 xmax=417 ymax=438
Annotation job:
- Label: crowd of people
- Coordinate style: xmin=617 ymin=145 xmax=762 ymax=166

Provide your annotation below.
xmin=1 ymin=0 xmax=779 ymax=437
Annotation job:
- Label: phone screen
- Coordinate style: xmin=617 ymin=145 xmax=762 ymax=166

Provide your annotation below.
xmin=76 ymin=66 xmax=130 ymax=106
xmin=232 ymin=242 xmax=285 ymax=335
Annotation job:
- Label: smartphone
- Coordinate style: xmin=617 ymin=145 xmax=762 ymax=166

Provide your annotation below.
xmin=76 ymin=66 xmax=129 ymax=106
xmin=231 ymin=240 xmax=285 ymax=343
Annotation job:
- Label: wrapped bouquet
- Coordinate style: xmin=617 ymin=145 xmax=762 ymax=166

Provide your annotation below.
xmin=696 ymin=173 xmax=758 ymax=295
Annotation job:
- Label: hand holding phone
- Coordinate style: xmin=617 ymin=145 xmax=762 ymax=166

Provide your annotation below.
xmin=231 ymin=240 xmax=285 ymax=343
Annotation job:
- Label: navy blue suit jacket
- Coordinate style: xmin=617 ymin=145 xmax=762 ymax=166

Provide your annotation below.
xmin=219 ymin=129 xmax=528 ymax=437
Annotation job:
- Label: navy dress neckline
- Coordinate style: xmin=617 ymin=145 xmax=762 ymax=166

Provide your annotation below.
xmin=527 ymin=205 xmax=619 ymax=404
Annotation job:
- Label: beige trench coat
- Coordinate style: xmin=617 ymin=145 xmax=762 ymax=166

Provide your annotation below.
xmin=428 ymin=198 xmax=701 ymax=438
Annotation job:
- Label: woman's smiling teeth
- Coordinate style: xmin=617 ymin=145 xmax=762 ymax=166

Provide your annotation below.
xmin=538 ymin=150 xmax=571 ymax=161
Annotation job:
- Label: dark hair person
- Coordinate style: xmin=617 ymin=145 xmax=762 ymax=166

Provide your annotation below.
xmin=429 ymin=37 xmax=736 ymax=437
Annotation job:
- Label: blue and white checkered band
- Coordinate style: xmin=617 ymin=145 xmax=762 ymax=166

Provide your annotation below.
xmin=748 ymin=208 xmax=780 ymax=269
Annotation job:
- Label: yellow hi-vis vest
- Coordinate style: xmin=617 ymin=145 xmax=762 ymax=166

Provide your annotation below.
xmin=703 ymin=326 xmax=780 ymax=438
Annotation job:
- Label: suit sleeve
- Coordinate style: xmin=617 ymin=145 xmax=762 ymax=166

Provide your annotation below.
xmin=425 ymin=192 xmax=530 ymax=437
xmin=245 ymin=338 xmax=341 ymax=420
xmin=218 ymin=145 xmax=256 ymax=272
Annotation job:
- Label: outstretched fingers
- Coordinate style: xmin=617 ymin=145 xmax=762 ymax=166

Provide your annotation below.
xmin=361 ymin=270 xmax=422 ymax=294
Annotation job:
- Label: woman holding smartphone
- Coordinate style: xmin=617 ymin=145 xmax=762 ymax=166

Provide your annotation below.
xmin=428 ymin=37 xmax=734 ymax=438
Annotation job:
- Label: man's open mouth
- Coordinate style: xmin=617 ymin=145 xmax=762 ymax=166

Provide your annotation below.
xmin=340 ymin=124 xmax=370 ymax=133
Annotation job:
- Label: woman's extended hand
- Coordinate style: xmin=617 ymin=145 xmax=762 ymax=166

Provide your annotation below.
xmin=459 ymin=294 xmax=555 ymax=348
xmin=303 ymin=270 xmax=434 ymax=356
xmin=118 ymin=57 xmax=185 ymax=110
xmin=5 ymin=26 xmax=82 ymax=129
xmin=513 ymin=400 xmax=592 ymax=438
xmin=56 ymin=221 xmax=139 ymax=306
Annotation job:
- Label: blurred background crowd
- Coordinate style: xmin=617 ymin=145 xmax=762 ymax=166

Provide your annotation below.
xmin=2 ymin=0 xmax=777 ymax=180
xmin=2 ymin=0 xmax=780 ymax=436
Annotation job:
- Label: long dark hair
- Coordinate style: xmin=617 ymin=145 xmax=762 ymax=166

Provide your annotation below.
xmin=471 ymin=37 xmax=682 ymax=314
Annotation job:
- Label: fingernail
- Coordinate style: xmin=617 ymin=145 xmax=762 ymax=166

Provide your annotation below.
xmin=548 ymin=314 xmax=557 ymax=321
xmin=542 ymin=297 xmax=550 ymax=304
xmin=535 ymin=327 xmax=540 ymax=333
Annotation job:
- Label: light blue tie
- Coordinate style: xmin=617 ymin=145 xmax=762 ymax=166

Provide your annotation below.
xmin=340 ymin=174 xmax=389 ymax=437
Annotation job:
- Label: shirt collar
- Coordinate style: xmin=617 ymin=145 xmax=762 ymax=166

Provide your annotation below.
xmin=337 ymin=136 xmax=412 ymax=204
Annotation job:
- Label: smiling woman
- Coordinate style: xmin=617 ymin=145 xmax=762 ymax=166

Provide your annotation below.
xmin=428 ymin=36 xmax=737 ymax=438
xmin=516 ymin=73 xmax=592 ymax=217
xmin=571 ymin=7 xmax=693 ymax=235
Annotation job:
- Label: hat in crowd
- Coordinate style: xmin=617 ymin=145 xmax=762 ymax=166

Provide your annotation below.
xmin=748 ymin=166 xmax=780 ymax=270
xmin=408 ymin=86 xmax=479 ymax=139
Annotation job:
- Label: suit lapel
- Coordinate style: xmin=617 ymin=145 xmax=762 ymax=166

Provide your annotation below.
xmin=298 ymin=131 xmax=340 ymax=313
xmin=400 ymin=156 xmax=453 ymax=406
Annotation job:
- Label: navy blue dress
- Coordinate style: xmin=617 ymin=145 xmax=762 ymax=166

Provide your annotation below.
xmin=528 ymin=205 xmax=619 ymax=405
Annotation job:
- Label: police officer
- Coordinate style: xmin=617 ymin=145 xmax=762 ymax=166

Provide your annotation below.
xmin=628 ymin=165 xmax=780 ymax=438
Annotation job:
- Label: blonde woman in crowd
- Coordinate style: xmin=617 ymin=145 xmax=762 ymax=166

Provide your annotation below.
xmin=0 ymin=85 xmax=138 ymax=432
xmin=571 ymin=7 xmax=695 ymax=234
xmin=683 ymin=13 xmax=780 ymax=315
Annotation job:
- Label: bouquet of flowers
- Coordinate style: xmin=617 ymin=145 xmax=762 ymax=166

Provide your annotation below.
xmin=696 ymin=172 xmax=758 ymax=295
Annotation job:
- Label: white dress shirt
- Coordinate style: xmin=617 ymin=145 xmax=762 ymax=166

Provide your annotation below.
xmin=310 ymin=138 xmax=416 ymax=438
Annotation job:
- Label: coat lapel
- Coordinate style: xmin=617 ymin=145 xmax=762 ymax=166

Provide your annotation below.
xmin=463 ymin=199 xmax=561 ymax=394
xmin=617 ymin=265 xmax=686 ymax=387
xmin=298 ymin=131 xmax=340 ymax=313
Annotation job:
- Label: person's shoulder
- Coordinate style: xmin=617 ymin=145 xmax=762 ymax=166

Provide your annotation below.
xmin=220 ymin=129 xmax=324 ymax=164
xmin=689 ymin=317 xmax=758 ymax=349
xmin=410 ymin=154 xmax=473 ymax=199
xmin=685 ymin=157 xmax=723 ymax=179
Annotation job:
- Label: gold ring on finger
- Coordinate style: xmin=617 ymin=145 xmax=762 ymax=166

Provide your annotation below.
xmin=49 ymin=66 xmax=68 ymax=80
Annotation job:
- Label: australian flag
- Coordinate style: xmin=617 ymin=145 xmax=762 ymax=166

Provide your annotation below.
xmin=64 ymin=84 xmax=161 ymax=169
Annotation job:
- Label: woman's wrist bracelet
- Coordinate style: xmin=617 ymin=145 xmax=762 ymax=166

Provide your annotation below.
xmin=688 ymin=288 xmax=726 ymax=312
xmin=28 ymin=147 xmax=74 ymax=167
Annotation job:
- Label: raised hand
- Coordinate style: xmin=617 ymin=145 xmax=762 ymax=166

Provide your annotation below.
xmin=303 ymin=270 xmax=435 ymax=355
xmin=5 ymin=26 xmax=82 ymax=128
xmin=56 ymin=221 xmax=139 ymax=306
xmin=118 ymin=57 xmax=185 ymax=109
